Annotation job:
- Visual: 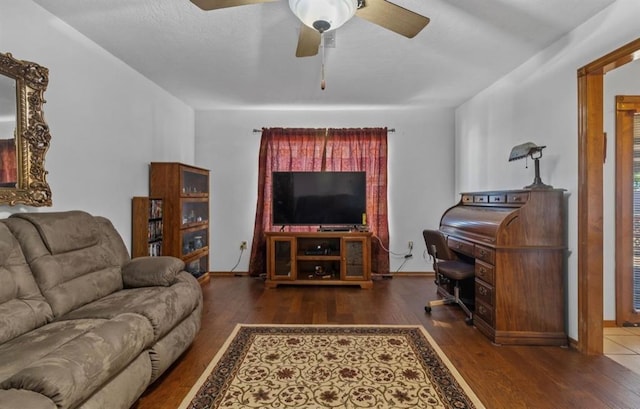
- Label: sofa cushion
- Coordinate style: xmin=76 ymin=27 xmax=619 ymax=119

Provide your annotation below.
xmin=4 ymin=213 xmax=126 ymax=318
xmin=0 ymin=223 xmax=53 ymax=344
xmin=11 ymin=211 xmax=99 ymax=255
xmin=77 ymin=352 xmax=151 ymax=409
xmin=0 ymin=313 xmax=154 ymax=409
xmin=149 ymin=303 xmax=202 ymax=382
xmin=0 ymin=225 xmax=12 ymax=265
xmin=95 ymin=216 xmax=131 ymax=267
xmin=59 ymin=272 xmax=201 ymax=341
xmin=0 ymin=319 xmax=103 ymax=384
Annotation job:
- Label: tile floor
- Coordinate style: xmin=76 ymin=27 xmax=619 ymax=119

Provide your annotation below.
xmin=604 ymin=326 xmax=640 ymax=374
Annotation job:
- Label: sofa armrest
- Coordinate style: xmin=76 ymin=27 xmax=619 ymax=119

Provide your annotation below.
xmin=0 ymin=389 xmax=57 ymax=409
xmin=122 ymin=256 xmax=185 ymax=288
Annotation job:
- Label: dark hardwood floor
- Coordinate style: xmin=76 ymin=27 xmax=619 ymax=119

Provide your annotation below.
xmin=135 ymin=275 xmax=640 ymax=409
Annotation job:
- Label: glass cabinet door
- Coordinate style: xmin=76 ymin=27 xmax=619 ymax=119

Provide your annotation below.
xmin=342 ymin=237 xmax=368 ymax=280
xmin=184 ymin=253 xmax=208 ymax=279
xmin=270 ymin=237 xmax=295 ymax=280
xmin=181 ymin=227 xmax=208 ymax=258
xmin=181 ymin=199 xmax=208 ymax=227
xmin=180 ymin=166 xmax=209 ymax=195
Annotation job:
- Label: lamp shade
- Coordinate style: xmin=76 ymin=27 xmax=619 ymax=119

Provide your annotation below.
xmin=289 ymin=0 xmax=358 ymax=32
xmin=508 ymin=142 xmax=546 ymax=162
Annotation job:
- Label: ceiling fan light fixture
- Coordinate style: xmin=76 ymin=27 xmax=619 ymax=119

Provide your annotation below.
xmin=288 ymin=0 xmax=358 ymax=33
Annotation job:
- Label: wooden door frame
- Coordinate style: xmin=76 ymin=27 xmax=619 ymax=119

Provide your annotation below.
xmin=615 ymin=96 xmax=640 ymax=326
xmin=578 ymin=38 xmax=640 ymax=355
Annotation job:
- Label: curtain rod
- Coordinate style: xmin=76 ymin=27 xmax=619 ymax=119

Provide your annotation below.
xmin=253 ymin=128 xmax=395 ymax=133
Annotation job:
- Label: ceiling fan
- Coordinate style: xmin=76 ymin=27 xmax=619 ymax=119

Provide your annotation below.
xmin=190 ymin=0 xmax=430 ymax=57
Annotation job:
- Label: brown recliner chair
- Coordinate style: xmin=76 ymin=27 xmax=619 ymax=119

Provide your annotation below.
xmin=423 ymin=229 xmax=475 ymax=325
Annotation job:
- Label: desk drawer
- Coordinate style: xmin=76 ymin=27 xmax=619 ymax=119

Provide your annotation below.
xmin=475 ymin=260 xmax=495 ymax=285
xmin=474 ymin=195 xmax=489 ymax=203
xmin=507 ymin=192 xmax=529 ymax=204
xmin=448 ymin=237 xmax=474 ymax=257
xmin=475 ymin=279 xmax=494 ymax=306
xmin=474 ymin=245 xmax=495 ymax=264
xmin=489 ymin=194 xmax=506 ymax=204
xmin=475 ymin=300 xmax=494 ymax=326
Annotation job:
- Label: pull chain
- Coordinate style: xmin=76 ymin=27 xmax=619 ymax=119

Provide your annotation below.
xmin=320 ymin=32 xmax=326 ymax=90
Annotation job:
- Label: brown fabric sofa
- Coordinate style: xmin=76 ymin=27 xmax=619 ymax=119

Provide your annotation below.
xmin=0 ymin=211 xmax=202 ymax=409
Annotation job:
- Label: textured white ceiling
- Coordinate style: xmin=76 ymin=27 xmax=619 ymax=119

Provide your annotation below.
xmin=32 ymin=0 xmax=616 ymax=110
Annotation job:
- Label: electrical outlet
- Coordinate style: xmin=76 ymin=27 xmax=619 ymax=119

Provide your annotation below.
xmin=240 ymin=241 xmax=247 ymax=250
xmin=408 ymin=241 xmax=413 ymax=251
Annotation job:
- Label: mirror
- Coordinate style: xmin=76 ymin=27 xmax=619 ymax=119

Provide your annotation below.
xmin=0 ymin=74 xmax=17 ymax=188
xmin=0 ymin=52 xmax=52 ymax=206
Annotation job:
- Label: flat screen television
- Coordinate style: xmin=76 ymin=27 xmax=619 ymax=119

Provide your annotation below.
xmin=272 ymin=171 xmax=366 ymax=226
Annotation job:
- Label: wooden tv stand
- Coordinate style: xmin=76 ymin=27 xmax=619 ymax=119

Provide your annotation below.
xmin=265 ymin=231 xmax=373 ymax=289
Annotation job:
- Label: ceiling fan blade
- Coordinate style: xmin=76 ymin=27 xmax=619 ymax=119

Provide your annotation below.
xmin=356 ymin=0 xmax=430 ymax=38
xmin=190 ymin=0 xmax=277 ymax=11
xmin=296 ymin=25 xmax=321 ymax=57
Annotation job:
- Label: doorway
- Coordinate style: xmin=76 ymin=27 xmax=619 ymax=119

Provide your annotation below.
xmin=615 ymin=96 xmax=640 ymax=326
xmin=578 ymin=37 xmax=640 ymax=355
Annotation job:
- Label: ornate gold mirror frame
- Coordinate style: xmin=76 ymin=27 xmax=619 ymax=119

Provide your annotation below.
xmin=0 ymin=52 xmax=52 ymax=206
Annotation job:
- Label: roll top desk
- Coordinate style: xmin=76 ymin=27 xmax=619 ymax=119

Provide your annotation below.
xmin=440 ymin=189 xmax=567 ymax=346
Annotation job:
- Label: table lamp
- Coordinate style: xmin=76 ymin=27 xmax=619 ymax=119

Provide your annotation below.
xmin=508 ymin=142 xmax=553 ymax=189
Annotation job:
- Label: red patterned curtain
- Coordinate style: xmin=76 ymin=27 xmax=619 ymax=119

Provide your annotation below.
xmin=248 ymin=127 xmax=389 ymax=276
xmin=325 ymin=128 xmax=389 ymax=273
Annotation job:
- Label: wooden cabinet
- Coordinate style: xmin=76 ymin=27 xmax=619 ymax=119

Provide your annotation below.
xmin=131 ymin=197 xmax=163 ymax=258
xmin=265 ymin=232 xmax=373 ymax=289
xmin=150 ymin=162 xmax=210 ymax=280
xmin=440 ymin=189 xmax=567 ymax=346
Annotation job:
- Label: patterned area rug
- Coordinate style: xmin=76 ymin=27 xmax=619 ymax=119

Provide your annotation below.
xmin=179 ymin=325 xmax=485 ymax=409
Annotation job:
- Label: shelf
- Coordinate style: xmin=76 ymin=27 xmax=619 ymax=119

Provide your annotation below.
xmin=181 ymin=220 xmax=208 ymax=230
xmin=197 ymin=272 xmax=210 ymax=285
xmin=183 ymin=246 xmax=208 ymax=260
xmin=181 ymin=193 xmax=208 ymax=199
xmin=297 ymin=255 xmax=341 ymax=261
xmin=265 ymin=279 xmax=373 ymax=289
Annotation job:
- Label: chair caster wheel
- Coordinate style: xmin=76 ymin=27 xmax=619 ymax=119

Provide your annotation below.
xmin=465 ymin=317 xmax=473 ymax=326
xmin=424 ymin=306 xmax=431 ymax=313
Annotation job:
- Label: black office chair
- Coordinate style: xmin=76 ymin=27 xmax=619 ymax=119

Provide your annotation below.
xmin=423 ymin=229 xmax=475 ymax=325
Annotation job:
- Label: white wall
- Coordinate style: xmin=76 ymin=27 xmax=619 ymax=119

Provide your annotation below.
xmin=455 ymin=0 xmax=640 ymax=339
xmin=195 ymin=107 xmax=455 ymax=273
xmin=0 ymin=0 xmax=195 ymax=249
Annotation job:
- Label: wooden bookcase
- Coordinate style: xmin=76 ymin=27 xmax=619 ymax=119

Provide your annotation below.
xmin=265 ymin=231 xmax=372 ymax=289
xmin=150 ymin=162 xmax=210 ymax=280
xmin=131 ymin=196 xmax=164 ymax=258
